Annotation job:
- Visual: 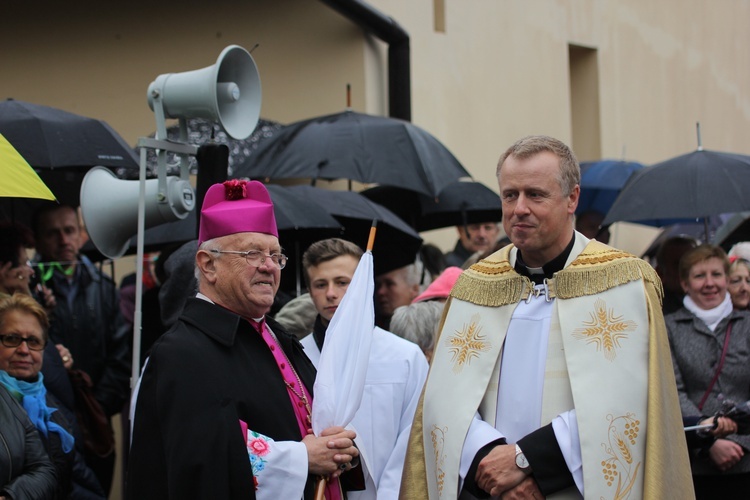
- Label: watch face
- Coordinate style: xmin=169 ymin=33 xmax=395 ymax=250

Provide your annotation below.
xmin=516 ymin=452 xmax=530 ymax=469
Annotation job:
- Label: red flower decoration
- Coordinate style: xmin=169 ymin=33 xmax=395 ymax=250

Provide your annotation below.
xmin=253 ymin=476 xmax=259 ymax=490
xmin=249 ymin=437 xmax=270 ymax=456
xmin=223 ymin=179 xmax=247 ymax=200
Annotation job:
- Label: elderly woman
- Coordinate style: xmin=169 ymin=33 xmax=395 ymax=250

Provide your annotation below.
xmin=389 ymin=301 xmax=444 ymax=363
xmin=0 ymin=293 xmax=105 ymax=500
xmin=666 ymin=244 xmax=750 ymax=498
xmin=728 ymin=258 xmax=750 ymax=310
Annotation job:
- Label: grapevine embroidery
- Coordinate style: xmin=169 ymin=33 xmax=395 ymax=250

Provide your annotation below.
xmin=430 ymin=425 xmax=447 ymax=497
xmin=600 ymin=413 xmax=642 ymax=500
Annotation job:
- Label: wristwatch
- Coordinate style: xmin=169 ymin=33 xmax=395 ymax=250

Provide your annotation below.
xmin=515 ymin=444 xmax=532 ymax=474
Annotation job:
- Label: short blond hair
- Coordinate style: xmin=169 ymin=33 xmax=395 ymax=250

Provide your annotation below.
xmin=0 ymin=293 xmax=49 ymax=340
xmin=678 ymin=244 xmax=730 ymax=283
xmin=497 ymin=135 xmax=580 ymax=196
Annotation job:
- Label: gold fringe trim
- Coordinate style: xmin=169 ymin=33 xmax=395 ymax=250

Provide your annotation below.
xmin=450 ymin=243 xmax=664 ymax=307
xmin=451 ymin=245 xmax=531 ymax=307
xmin=556 ymin=258 xmax=664 ymax=302
xmin=450 ymin=271 xmax=529 ymax=307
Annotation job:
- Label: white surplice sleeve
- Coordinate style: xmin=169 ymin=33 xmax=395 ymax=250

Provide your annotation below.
xmin=458 ymin=413 xmax=506 ymax=490
xmin=375 ymin=347 xmax=429 ymax=499
xmin=551 ymin=409 xmax=583 ymax=495
xmin=241 ymin=427 xmax=309 ymax=500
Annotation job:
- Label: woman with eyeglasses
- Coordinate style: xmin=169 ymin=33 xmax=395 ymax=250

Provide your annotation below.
xmin=0 ymin=293 xmax=105 ymax=500
xmin=727 ymin=258 xmax=750 ymax=310
xmin=0 ymin=293 xmax=56 ymax=499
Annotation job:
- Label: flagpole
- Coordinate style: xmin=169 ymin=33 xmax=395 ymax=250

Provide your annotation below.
xmin=366 ymin=220 xmax=377 ymax=252
xmin=314 ymin=219 xmax=378 ymax=500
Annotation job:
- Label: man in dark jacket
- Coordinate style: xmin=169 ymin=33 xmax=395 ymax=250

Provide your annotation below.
xmin=32 ymin=204 xmax=131 ymax=495
xmin=127 ymin=180 xmax=360 ymax=500
xmin=444 ymin=222 xmax=500 ymax=268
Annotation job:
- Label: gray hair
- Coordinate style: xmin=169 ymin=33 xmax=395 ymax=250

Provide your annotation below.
xmin=403 ymin=257 xmax=432 ymax=292
xmin=389 ymin=301 xmax=444 ymax=356
xmin=195 ymin=237 xmax=219 ymax=282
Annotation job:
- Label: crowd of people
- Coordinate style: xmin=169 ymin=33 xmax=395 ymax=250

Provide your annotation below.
xmin=1 ymin=212 xmax=118 ymax=500
xmin=2 ymin=134 xmax=749 ymax=499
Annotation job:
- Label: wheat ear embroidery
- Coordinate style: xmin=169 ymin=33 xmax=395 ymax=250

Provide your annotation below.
xmin=445 ymin=313 xmax=491 ymax=373
xmin=573 ymin=299 xmax=637 ymax=361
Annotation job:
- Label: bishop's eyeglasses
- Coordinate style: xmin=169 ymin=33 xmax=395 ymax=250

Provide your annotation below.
xmin=210 ymin=249 xmax=288 ymax=269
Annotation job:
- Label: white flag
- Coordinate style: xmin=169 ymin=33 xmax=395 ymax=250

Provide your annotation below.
xmin=311 ymin=250 xmax=374 ymax=435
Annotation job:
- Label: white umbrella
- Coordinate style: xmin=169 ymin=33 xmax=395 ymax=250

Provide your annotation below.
xmin=311 ymin=223 xmax=376 ymax=498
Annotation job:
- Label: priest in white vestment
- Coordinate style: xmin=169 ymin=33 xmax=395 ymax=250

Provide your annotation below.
xmin=300 ymin=238 xmax=429 ymax=499
xmin=400 ymin=136 xmax=693 ymax=499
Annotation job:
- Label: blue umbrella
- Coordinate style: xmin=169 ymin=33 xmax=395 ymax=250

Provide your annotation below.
xmin=577 ymin=160 xmax=644 ymax=216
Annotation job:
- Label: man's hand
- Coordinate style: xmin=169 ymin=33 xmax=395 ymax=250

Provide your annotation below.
xmin=500 ymin=476 xmax=543 ymax=499
xmin=303 ymin=426 xmax=359 ymax=478
xmin=475 ymin=444 xmax=527 ymax=497
xmin=709 ymin=438 xmax=744 ymax=472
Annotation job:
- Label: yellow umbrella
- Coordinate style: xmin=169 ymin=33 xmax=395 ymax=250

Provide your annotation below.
xmin=0 ymin=133 xmax=56 ymax=200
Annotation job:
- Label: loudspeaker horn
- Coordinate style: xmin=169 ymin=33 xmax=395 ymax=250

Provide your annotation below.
xmin=147 ymin=45 xmax=261 ymax=140
xmin=80 ymin=167 xmax=195 ymax=259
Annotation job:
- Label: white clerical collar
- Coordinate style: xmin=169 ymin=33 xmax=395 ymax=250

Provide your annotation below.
xmin=195 ymin=293 xmax=265 ymax=322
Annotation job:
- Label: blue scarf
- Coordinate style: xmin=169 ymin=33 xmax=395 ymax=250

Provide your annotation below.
xmin=0 ymin=370 xmax=75 ymax=453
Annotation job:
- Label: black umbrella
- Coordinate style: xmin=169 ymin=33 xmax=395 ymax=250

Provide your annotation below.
xmin=232 ymin=110 xmax=471 ymax=197
xmin=711 ymin=211 xmax=750 ymax=251
xmin=130 ymin=117 xmax=283 ymax=179
xmin=281 ymin=185 xmax=423 ymax=277
xmin=0 ymin=98 xmax=139 ymax=226
xmin=720 ymin=398 xmax=750 ymax=435
xmin=267 ymin=185 xmax=344 ymax=294
xmin=361 ymin=180 xmax=501 ymax=231
xmin=603 ymin=149 xmax=750 ymax=239
xmin=640 ymin=215 xmax=733 ymax=261
xmin=0 ymin=98 xmax=138 ymax=172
